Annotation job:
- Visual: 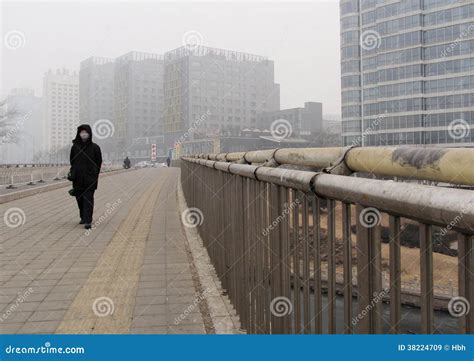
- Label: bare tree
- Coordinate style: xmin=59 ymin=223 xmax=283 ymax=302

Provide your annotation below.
xmin=0 ymin=98 xmax=27 ymax=145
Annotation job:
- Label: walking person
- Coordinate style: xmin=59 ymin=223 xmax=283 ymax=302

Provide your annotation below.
xmin=70 ymin=124 xmax=102 ymax=229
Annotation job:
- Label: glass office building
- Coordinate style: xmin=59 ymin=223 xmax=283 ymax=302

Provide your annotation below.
xmin=340 ymin=0 xmax=474 ymax=147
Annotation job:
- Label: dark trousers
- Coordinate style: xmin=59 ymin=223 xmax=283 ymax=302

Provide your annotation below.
xmin=75 ymin=190 xmax=95 ymax=224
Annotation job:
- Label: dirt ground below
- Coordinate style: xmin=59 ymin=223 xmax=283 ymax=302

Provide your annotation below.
xmin=303 ymin=202 xmax=458 ymax=297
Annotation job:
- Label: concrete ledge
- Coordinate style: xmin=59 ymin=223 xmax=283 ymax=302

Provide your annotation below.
xmin=177 ymin=175 xmax=243 ymax=334
xmin=0 ymin=168 xmax=133 ymax=204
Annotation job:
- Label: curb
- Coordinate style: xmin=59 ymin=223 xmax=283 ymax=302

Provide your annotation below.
xmin=176 ymin=175 xmax=244 ymax=334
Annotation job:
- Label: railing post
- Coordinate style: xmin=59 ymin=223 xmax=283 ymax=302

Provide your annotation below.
xmin=420 ymin=224 xmax=433 ymax=334
xmin=458 ymin=234 xmax=473 ymax=334
xmin=355 ymin=205 xmax=382 ymax=334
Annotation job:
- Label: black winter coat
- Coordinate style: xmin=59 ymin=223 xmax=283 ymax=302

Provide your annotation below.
xmin=70 ymin=124 xmax=102 ymax=191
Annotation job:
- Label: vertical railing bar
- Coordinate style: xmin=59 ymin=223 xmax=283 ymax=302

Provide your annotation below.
xmin=327 ymin=199 xmax=336 ymax=334
xmin=263 ymin=182 xmax=271 ymax=333
xmin=389 ymin=215 xmax=401 ymax=334
xmin=256 ymin=180 xmax=264 ymax=333
xmin=312 ymin=196 xmax=322 ymax=334
xmin=458 ymin=234 xmax=473 ymax=334
xmin=302 ymin=193 xmax=311 ymax=333
xmin=342 ymin=202 xmax=353 ymax=334
xmin=293 ymin=190 xmax=302 ymax=333
xmin=420 ymin=223 xmax=434 ymax=334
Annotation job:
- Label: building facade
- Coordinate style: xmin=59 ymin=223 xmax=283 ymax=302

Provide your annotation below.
xmin=114 ymin=51 xmax=164 ymax=140
xmin=257 ymin=101 xmax=323 ymax=136
xmin=340 ymin=0 xmax=474 ymax=147
xmin=42 ymin=69 xmax=79 ymax=151
xmin=163 ymin=46 xmax=280 ymax=148
xmin=79 ymin=57 xmax=115 ymax=126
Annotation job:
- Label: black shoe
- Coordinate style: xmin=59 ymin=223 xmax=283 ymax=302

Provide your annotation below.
xmin=84 ymin=224 xmax=92 ymax=229
xmin=79 ymin=219 xmax=85 ymax=224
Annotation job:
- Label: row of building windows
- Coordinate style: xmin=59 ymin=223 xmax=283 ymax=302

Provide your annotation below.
xmin=361 ymin=76 xmax=474 ymax=100
xmin=363 ymin=64 xmax=422 ymax=85
xmin=365 ymin=81 xmax=422 ymax=100
xmin=344 ymin=129 xmax=473 ymax=147
xmin=342 ymin=104 xmax=361 ymax=118
xmin=425 ymin=39 xmax=474 ymax=60
xmin=359 ymin=57 xmax=474 ymax=86
xmin=426 ymin=93 xmax=474 ymax=110
xmin=425 ymin=4 xmax=474 ymax=26
xmin=425 ymin=75 xmax=474 ymax=93
xmin=341 ymin=59 xmax=360 ymax=74
xmin=425 ymin=22 xmax=474 ymax=45
xmin=426 ymin=57 xmax=474 ymax=76
xmin=342 ymin=89 xmax=361 ymax=103
xmin=364 ymin=30 xmax=421 ymax=54
xmin=364 ymin=98 xmax=423 ymax=116
xmin=343 ymin=37 xmax=472 ymax=72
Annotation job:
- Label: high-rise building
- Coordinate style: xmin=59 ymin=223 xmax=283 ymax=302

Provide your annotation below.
xmin=163 ymin=46 xmax=280 ymax=147
xmin=114 ymin=51 xmax=164 ymax=140
xmin=79 ymin=57 xmax=115 ymax=125
xmin=42 ymin=69 xmax=79 ymax=151
xmin=257 ymin=102 xmax=323 ymax=136
xmin=340 ymin=0 xmax=474 ymax=147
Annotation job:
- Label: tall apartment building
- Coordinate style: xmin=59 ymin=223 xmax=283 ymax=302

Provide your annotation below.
xmin=340 ymin=0 xmax=474 ymax=147
xmin=114 ymin=51 xmax=164 ymax=140
xmin=79 ymin=57 xmax=115 ymax=125
xmin=42 ymin=69 xmax=79 ymax=151
xmin=258 ymin=102 xmax=323 ymax=136
xmin=163 ymin=46 xmax=280 ymax=147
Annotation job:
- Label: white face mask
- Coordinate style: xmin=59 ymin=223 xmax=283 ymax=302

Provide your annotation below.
xmin=79 ymin=131 xmax=90 ymax=141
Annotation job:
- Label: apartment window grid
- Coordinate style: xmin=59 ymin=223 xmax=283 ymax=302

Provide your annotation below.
xmin=340 ymin=0 xmax=474 ymax=147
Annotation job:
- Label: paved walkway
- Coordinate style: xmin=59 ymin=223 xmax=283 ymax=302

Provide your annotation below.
xmin=0 ymin=168 xmax=208 ymax=334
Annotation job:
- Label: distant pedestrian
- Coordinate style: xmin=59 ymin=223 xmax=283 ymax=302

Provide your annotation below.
xmin=166 ymin=156 xmax=171 ymax=167
xmin=69 ymin=124 xmax=102 ymax=229
xmin=123 ymin=156 xmax=131 ymax=169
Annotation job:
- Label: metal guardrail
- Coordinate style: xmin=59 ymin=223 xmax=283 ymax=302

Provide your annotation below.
xmin=0 ymin=164 xmax=123 ymax=187
xmin=191 ymin=146 xmax=474 ymax=185
xmin=180 ymin=147 xmax=474 ymax=334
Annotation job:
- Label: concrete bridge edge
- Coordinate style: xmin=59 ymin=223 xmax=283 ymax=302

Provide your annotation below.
xmin=176 ymin=174 xmax=244 ymax=335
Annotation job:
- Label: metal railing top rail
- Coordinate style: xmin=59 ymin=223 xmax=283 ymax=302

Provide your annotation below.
xmin=184 ymin=146 xmax=474 ymax=186
xmin=182 ymin=157 xmax=474 ymax=235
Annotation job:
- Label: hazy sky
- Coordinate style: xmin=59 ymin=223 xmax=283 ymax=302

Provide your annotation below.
xmin=1 ymin=0 xmax=341 ymax=115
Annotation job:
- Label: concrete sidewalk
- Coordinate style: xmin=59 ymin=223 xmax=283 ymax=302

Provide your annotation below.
xmin=0 ymin=168 xmax=211 ymax=334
